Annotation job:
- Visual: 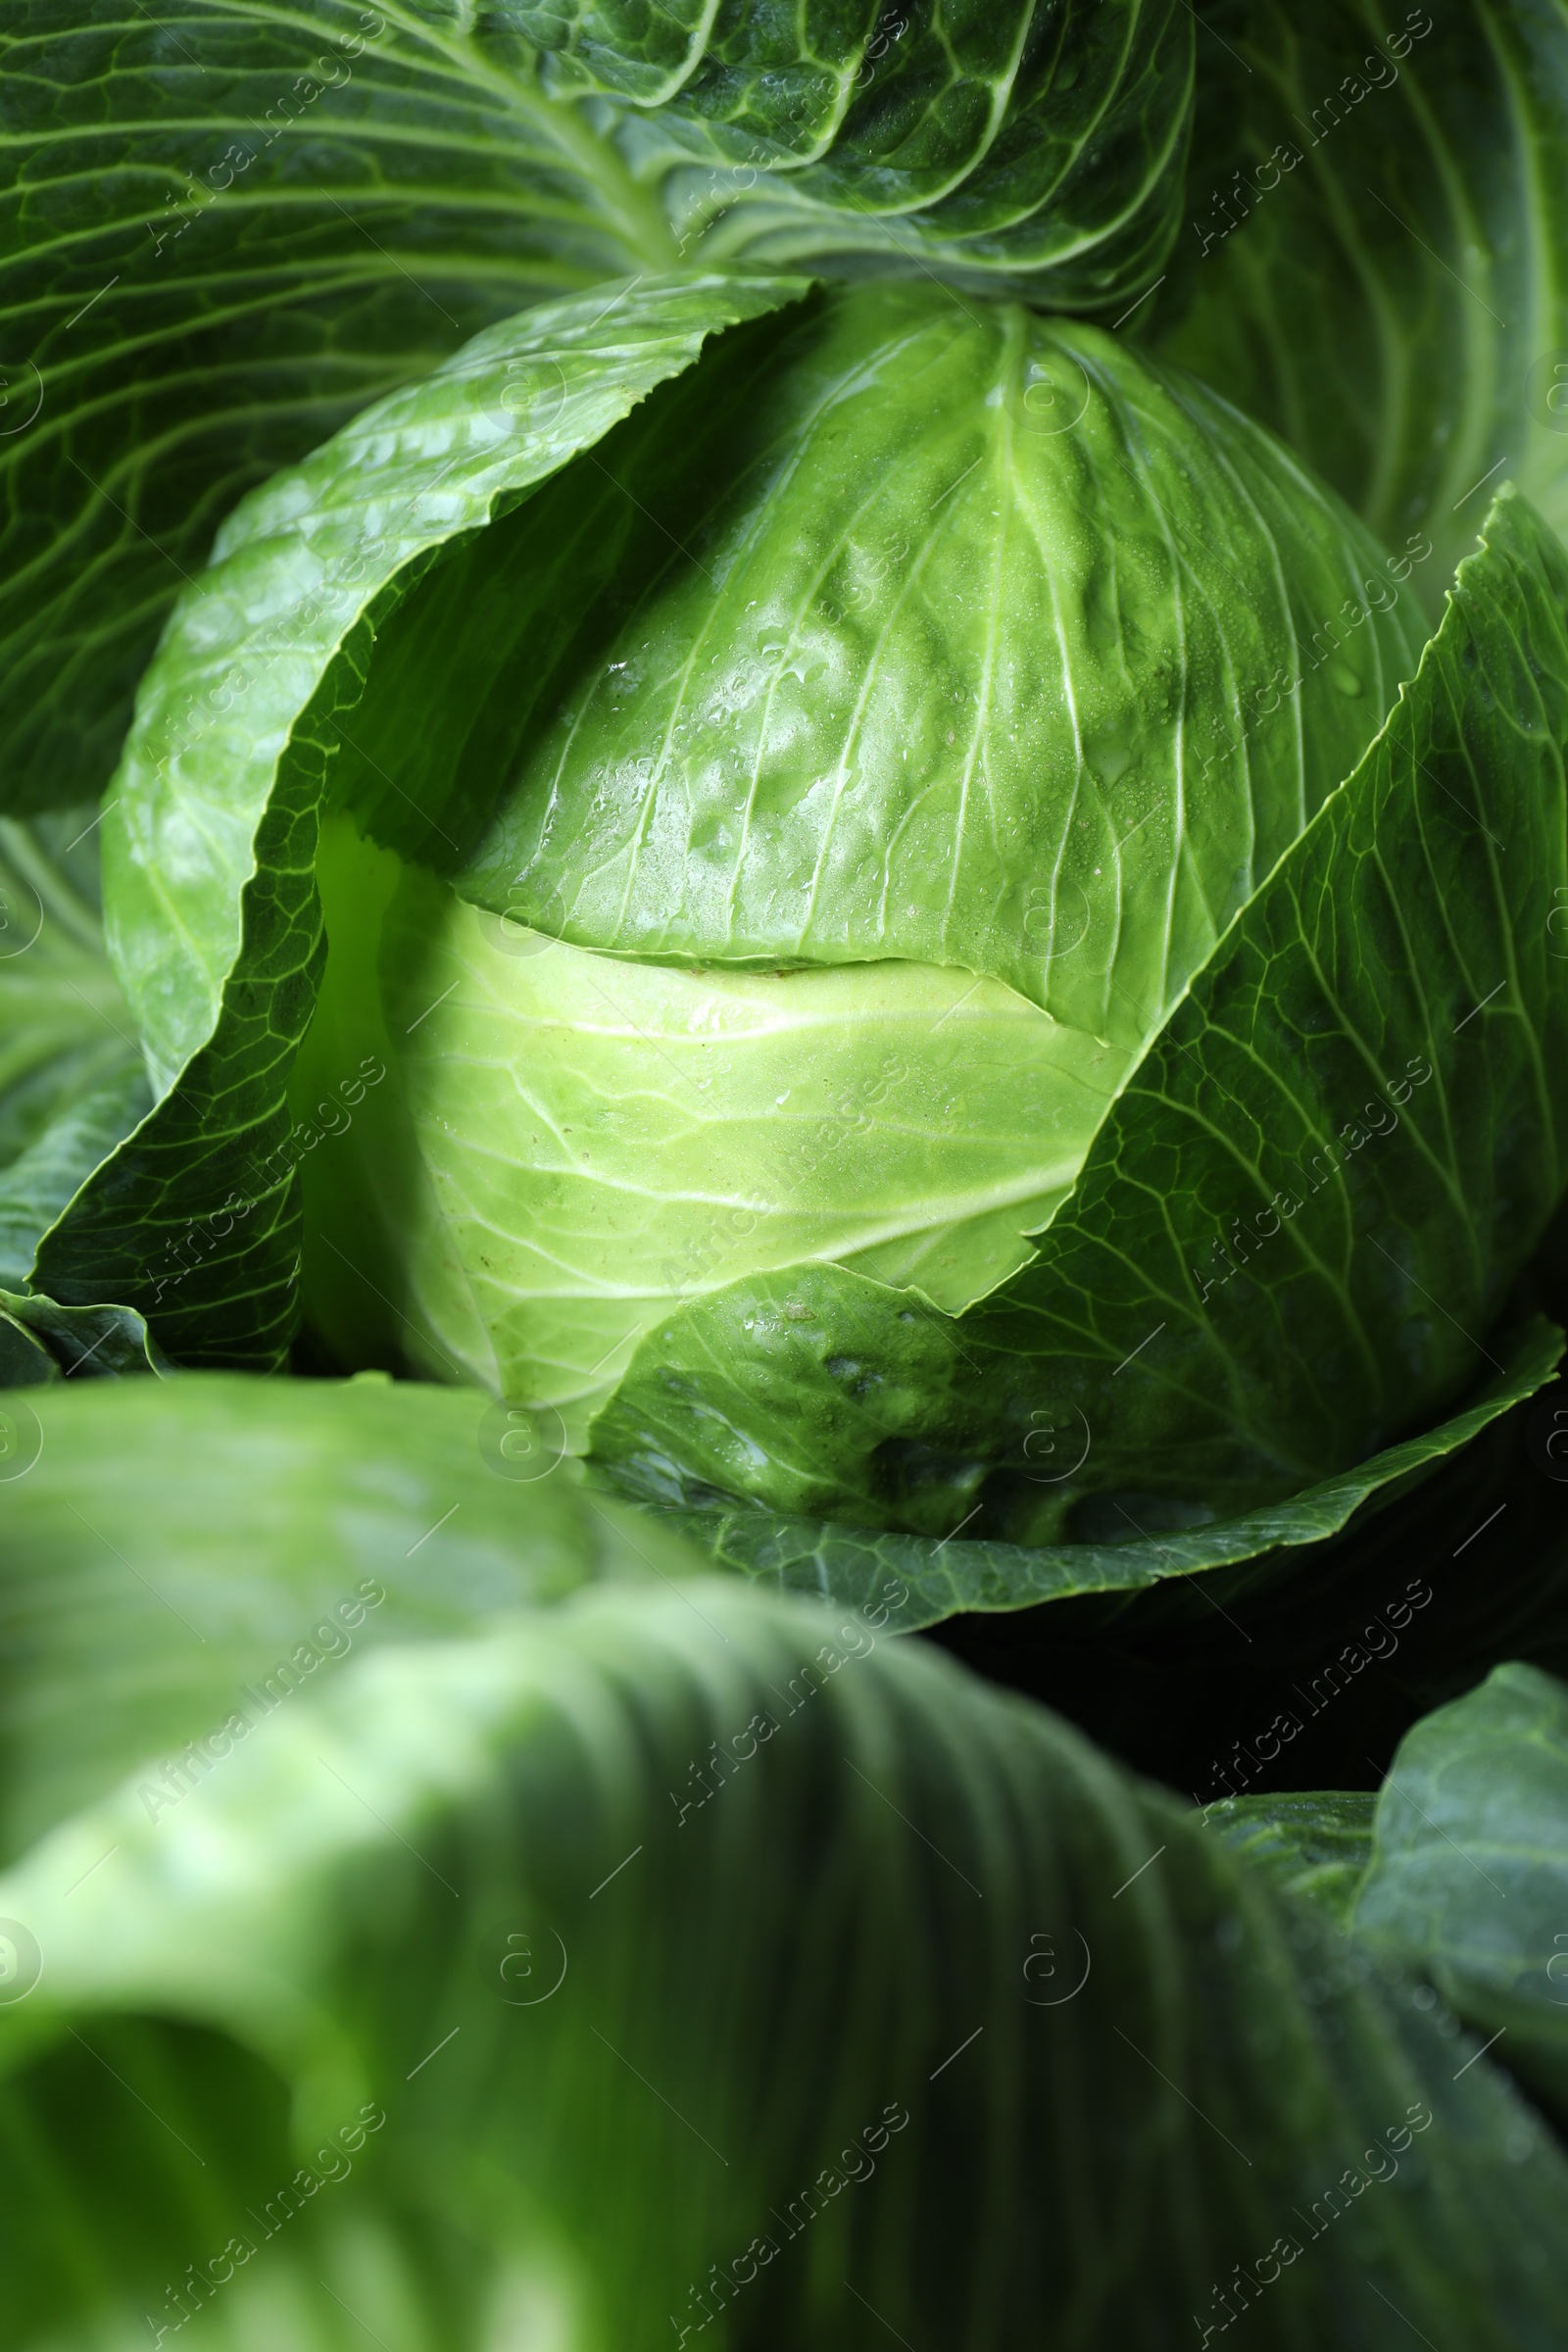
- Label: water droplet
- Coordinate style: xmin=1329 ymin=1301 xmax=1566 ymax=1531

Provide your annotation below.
xmin=1328 ymin=661 xmax=1363 ymax=698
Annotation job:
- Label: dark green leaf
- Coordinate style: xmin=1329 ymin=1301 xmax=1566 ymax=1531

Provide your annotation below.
xmin=0 ymin=1291 xmax=171 ymax=1388
xmin=514 ymin=0 xmax=1195 ymax=304
xmin=1354 ymin=1660 xmax=1568 ymax=2117
xmin=0 ymin=819 xmax=142 ymax=1176
xmin=0 ymin=815 xmax=149 ymax=1288
xmin=1155 ymin=0 xmax=1568 ymax=610
xmin=0 ymin=1071 xmax=150 ymax=1295
xmin=0 ymin=0 xmax=683 ymax=815
xmin=646 ymin=1314 xmax=1561 ymax=1628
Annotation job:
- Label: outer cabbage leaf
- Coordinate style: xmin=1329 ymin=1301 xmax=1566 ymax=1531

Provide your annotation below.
xmin=0 ymin=815 xmax=150 ymax=1290
xmin=650 ymin=1314 xmax=1561 ymax=1626
xmin=1353 ymin=1661 xmax=1568 ymax=2118
xmin=0 ymin=1292 xmax=172 ymax=1388
xmin=0 ymin=0 xmax=690 ymax=818
xmin=0 ymin=1369 xmax=695 ymax=1862
xmin=1200 ymin=1665 xmax=1568 ymax=2120
xmin=1155 ymin=0 xmax=1568 ymax=609
xmin=510 ymin=0 xmax=1195 ymax=303
xmin=0 ymin=1069 xmax=150 ymax=1295
xmin=0 ymin=1563 xmax=1563 ymax=2346
xmin=0 ymin=818 xmax=143 ymax=1192
xmin=591 ymin=490 xmax=1568 ymax=1541
xmin=35 ymin=272 xmax=809 ymax=1369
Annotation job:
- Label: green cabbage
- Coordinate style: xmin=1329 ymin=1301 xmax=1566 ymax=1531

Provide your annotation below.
xmin=289 ymin=281 xmax=1424 ymax=1456
xmin=68 ymin=268 xmax=1568 ymax=1542
xmin=4 ymin=7 xmax=1568 ymax=2342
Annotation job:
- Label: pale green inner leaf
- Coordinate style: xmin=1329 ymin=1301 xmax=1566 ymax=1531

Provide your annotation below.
xmin=299 ymin=818 xmax=1135 ymax=1425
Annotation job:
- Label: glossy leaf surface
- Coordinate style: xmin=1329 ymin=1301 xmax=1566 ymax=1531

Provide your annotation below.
xmin=593 ymin=493 xmax=1568 ymax=1539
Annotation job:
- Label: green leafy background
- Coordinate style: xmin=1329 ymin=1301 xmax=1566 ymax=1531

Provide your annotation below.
xmin=1 ymin=5 xmax=1568 ymax=2342
xmin=0 ymin=0 xmax=1192 ymax=819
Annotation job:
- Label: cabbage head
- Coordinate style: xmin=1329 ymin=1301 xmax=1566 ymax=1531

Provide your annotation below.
xmin=84 ymin=274 xmax=1568 ymax=1544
